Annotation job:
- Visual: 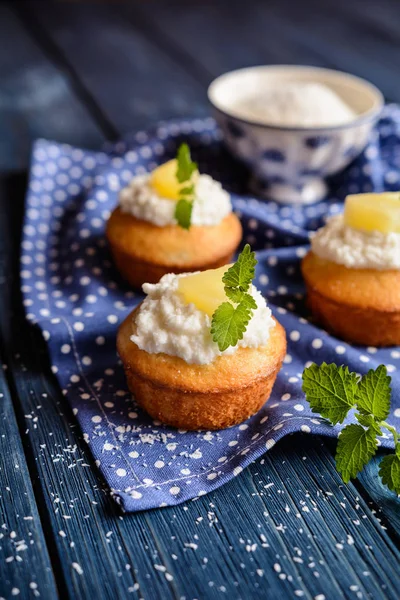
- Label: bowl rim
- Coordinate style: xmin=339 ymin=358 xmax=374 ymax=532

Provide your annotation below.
xmin=207 ymin=64 xmax=385 ymax=132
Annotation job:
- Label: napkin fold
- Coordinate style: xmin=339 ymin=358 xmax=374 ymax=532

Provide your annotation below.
xmin=22 ymin=107 xmax=400 ymax=512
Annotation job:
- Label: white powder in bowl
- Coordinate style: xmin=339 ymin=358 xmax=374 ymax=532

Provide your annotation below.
xmin=234 ymin=82 xmax=356 ymax=128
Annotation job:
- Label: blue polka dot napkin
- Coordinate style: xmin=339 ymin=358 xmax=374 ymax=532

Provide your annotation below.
xmin=22 ymin=106 xmax=400 ymax=512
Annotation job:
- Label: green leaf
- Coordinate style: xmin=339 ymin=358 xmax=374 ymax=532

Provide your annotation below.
xmin=379 ymin=454 xmax=400 ymax=495
xmin=174 ymin=143 xmax=197 ymax=229
xmin=176 ymin=143 xmax=197 ymax=183
xmin=355 ymin=413 xmax=382 ymax=436
xmin=180 ymin=185 xmax=195 ymax=196
xmin=225 ymin=289 xmax=257 ymax=309
xmin=174 ymin=199 xmax=193 ymax=230
xmin=210 ymin=245 xmax=258 ymax=351
xmin=355 ymin=365 xmax=391 ymax=421
xmin=336 ymin=424 xmax=378 ymax=483
xmin=302 ymin=363 xmax=358 ymax=425
xmin=211 ymin=301 xmax=252 ymax=352
xmin=222 ymin=244 xmax=257 ymax=293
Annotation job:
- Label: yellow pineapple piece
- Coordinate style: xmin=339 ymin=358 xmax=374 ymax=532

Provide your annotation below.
xmin=150 ymin=158 xmax=198 ymax=201
xmin=177 ymin=265 xmax=232 ymax=317
xmin=344 ymin=192 xmax=400 ymax=234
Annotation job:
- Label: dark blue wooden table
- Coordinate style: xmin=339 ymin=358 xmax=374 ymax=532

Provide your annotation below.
xmin=1 ymin=1 xmax=400 ymax=598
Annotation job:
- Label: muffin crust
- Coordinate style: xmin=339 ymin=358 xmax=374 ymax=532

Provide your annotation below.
xmin=106 ymin=207 xmax=242 ymax=287
xmin=117 ymin=307 xmax=286 ymax=430
xmin=302 ymin=251 xmax=400 ymax=346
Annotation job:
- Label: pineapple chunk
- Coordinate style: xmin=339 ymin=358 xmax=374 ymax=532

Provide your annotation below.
xmin=177 ymin=265 xmax=232 ymax=317
xmin=344 ymin=192 xmax=400 ymax=234
xmin=150 ymin=158 xmax=198 ymax=201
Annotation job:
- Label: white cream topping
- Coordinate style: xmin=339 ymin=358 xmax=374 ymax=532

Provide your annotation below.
xmin=131 ymin=273 xmax=275 ymax=365
xmin=119 ymin=173 xmax=232 ymax=227
xmin=311 ymin=214 xmax=400 ymax=270
xmin=234 ymin=82 xmax=356 ymax=127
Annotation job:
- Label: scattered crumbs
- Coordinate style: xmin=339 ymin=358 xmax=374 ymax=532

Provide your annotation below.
xmin=72 ymin=562 xmax=84 ymax=575
xmin=184 ymin=543 xmax=198 ymax=550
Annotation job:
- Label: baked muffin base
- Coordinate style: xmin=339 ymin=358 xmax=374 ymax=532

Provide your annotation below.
xmin=117 ymin=309 xmax=287 ymax=430
xmin=106 ymin=208 xmax=242 ymax=287
xmin=302 ymin=251 xmax=400 ymax=346
xmin=110 ymin=246 xmax=235 ymax=287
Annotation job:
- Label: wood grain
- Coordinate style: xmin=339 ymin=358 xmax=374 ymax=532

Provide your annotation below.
xmin=0 ymin=0 xmax=399 ymax=598
xmin=0 ymin=354 xmax=58 ymax=599
xmin=0 ymin=4 xmax=104 ymax=171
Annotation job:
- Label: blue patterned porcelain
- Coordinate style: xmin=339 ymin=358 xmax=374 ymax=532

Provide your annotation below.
xmin=209 ymin=65 xmax=383 ymax=204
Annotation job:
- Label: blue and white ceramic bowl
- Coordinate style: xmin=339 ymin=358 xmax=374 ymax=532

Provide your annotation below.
xmin=208 ymin=65 xmax=383 ymax=204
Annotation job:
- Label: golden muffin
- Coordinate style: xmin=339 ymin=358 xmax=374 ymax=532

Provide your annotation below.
xmin=118 ymin=309 xmax=286 ymax=430
xmin=106 ymin=208 xmax=242 ymax=288
xmin=106 ymin=144 xmax=242 ymax=287
xmin=302 ymin=251 xmax=400 ymax=346
xmin=117 ymin=247 xmax=286 ymax=430
xmin=302 ymin=192 xmax=400 ymax=346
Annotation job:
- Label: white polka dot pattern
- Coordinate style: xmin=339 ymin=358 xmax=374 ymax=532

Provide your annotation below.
xmin=21 ymin=112 xmax=400 ymax=512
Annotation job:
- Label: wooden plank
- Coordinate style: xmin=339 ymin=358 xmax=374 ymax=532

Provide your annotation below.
xmin=0 ymin=2 xmax=399 ymax=598
xmin=0 ymin=354 xmax=58 ymax=597
xmin=0 ymin=4 xmax=104 ymax=171
xmin=252 ymin=0 xmax=400 ymax=102
xmin=126 ymin=0 xmax=332 ymax=78
xmin=28 ymin=1 xmax=208 ymax=134
xmin=132 ymin=0 xmax=400 ymax=102
xmin=142 ymin=436 xmax=400 ymax=600
xmin=0 ymin=175 xmax=179 ymax=600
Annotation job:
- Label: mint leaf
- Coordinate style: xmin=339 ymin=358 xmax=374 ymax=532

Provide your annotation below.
xmin=211 ymin=245 xmax=258 ymax=351
xmin=355 ymin=413 xmax=382 ymax=436
xmin=176 ymin=143 xmax=197 ymax=183
xmin=379 ymin=454 xmax=400 ymax=495
xmin=355 ymin=365 xmax=391 ymax=421
xmin=225 ymin=289 xmax=257 ymax=309
xmin=336 ymin=424 xmax=378 ymax=483
xmin=222 ymin=244 xmax=257 ymax=293
xmin=180 ymin=184 xmax=195 ymax=196
xmin=302 ymin=363 xmax=358 ymax=425
xmin=211 ymin=301 xmax=252 ymax=352
xmin=302 ymin=362 xmax=400 ymax=495
xmin=174 ymin=143 xmax=197 ymax=229
xmin=174 ymin=199 xmax=192 ymax=230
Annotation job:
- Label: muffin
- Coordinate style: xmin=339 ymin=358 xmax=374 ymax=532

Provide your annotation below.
xmin=302 ymin=192 xmax=400 ymax=346
xmin=117 ymin=248 xmax=286 ymax=430
xmin=106 ymin=144 xmax=242 ymax=287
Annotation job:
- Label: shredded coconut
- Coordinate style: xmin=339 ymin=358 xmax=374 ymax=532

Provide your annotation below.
xmin=311 ymin=214 xmax=400 ymax=270
xmin=234 ymin=82 xmax=356 ymax=127
xmin=119 ymin=173 xmax=232 ymax=227
xmin=131 ymin=273 xmax=275 ymax=365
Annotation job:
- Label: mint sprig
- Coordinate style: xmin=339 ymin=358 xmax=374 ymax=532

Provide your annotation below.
xmin=211 ymin=245 xmax=258 ymax=352
xmin=302 ymin=363 xmax=400 ymax=494
xmin=174 ymin=143 xmax=197 ymax=230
